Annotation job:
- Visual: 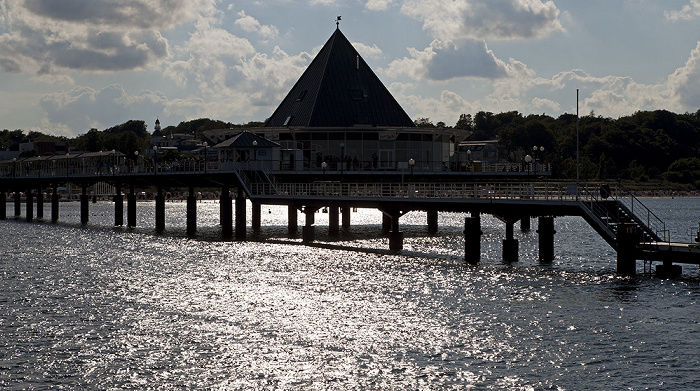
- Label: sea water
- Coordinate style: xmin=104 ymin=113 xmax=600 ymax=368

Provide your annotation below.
xmin=1 ymin=198 xmax=699 ymax=389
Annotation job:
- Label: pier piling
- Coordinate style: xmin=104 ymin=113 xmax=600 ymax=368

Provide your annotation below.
xmin=616 ymin=222 xmax=637 ymax=276
xmin=329 ymin=206 xmax=339 ymax=235
xmin=220 ymin=186 xmax=233 ymax=239
xmin=36 ymin=191 xmax=43 ymax=220
xmin=80 ymin=185 xmax=88 ymax=225
xmin=537 ymin=216 xmax=556 ymax=263
xmin=51 ymin=185 xmax=59 ymax=222
xmin=114 ymin=184 xmax=123 ymax=227
xmin=302 ymin=207 xmax=315 ymax=243
xmin=127 ymin=184 xmax=136 ymax=228
xmin=155 ymin=186 xmax=165 ymax=233
xmin=26 ymin=190 xmax=33 ymax=222
xmin=235 ymin=189 xmax=246 ymax=239
xmin=427 ymin=209 xmax=438 ymax=234
xmin=503 ymin=218 xmax=518 ymax=262
xmin=187 ymin=186 xmax=196 ymax=236
xmin=464 ymin=214 xmax=482 ymax=265
xmin=288 ymin=205 xmax=298 ymax=234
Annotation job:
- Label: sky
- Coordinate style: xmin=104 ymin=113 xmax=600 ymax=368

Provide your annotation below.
xmin=1 ymin=0 xmax=700 ymax=138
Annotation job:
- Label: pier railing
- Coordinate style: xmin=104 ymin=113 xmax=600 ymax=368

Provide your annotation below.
xmin=253 ymin=181 xmax=601 ymax=201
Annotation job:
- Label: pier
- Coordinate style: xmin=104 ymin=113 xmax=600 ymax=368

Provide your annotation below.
xmin=1 ymin=156 xmax=698 ymax=278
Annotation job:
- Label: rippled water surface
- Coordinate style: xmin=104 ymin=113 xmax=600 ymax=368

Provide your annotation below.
xmin=2 ymin=198 xmax=700 ymax=389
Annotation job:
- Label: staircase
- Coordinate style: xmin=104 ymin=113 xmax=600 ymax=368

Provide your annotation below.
xmin=579 ymin=184 xmax=666 ymax=249
xmin=231 ymin=162 xmax=278 ymax=198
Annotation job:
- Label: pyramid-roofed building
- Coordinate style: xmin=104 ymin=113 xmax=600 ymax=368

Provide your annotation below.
xmin=206 ymin=26 xmax=475 ymax=174
xmin=265 ymin=28 xmax=415 ymax=128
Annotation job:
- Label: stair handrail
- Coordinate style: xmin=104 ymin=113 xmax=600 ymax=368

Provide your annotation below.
xmin=231 ymin=161 xmax=254 ymax=197
xmin=611 ymin=183 xmax=668 ymax=242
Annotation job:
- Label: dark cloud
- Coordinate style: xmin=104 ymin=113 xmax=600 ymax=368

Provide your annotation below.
xmin=23 ymin=0 xmax=202 ymax=29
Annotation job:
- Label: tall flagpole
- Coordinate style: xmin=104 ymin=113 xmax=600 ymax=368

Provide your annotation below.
xmin=576 ymin=89 xmax=580 ymax=194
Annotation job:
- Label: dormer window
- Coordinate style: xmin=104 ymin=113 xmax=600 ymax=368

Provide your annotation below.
xmin=349 ymin=89 xmax=363 ymax=101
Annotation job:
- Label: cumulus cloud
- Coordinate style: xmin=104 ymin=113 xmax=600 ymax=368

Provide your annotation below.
xmin=235 ymin=10 xmax=279 ymax=41
xmin=384 ymin=40 xmax=527 ymax=81
xmin=665 ymin=0 xmax=700 ymax=22
xmin=400 ymin=0 xmax=564 ymax=42
xmin=352 ymin=42 xmax=383 ymax=60
xmin=0 ymin=0 xmax=216 ymax=75
xmin=39 ymin=85 xmax=168 ymax=133
xmin=365 ymin=0 xmax=394 ymax=11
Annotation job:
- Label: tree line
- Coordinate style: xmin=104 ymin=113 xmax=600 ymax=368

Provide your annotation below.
xmin=416 ymin=109 xmax=700 ymax=189
xmin=2 ymin=111 xmax=700 ymax=188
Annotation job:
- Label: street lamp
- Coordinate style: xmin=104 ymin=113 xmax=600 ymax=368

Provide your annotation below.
xmin=532 ymin=146 xmax=544 ymax=175
xmin=466 ymin=149 xmax=472 ymax=171
xmin=153 ymin=145 xmax=159 ymax=174
xmin=252 ymin=140 xmax=258 ymax=162
xmin=133 ymin=150 xmax=139 ymax=173
xmin=203 ymin=142 xmax=208 ymax=173
xmin=340 ymin=143 xmax=345 ymax=174
xmin=322 ymin=161 xmax=327 ymax=174
xmin=409 ymin=158 xmax=415 ymax=175
xmin=524 ymin=154 xmax=532 ymax=175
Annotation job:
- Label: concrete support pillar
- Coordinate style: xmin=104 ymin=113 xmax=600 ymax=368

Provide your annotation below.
xmin=656 ymin=261 xmax=682 ymax=278
xmin=616 ymin=222 xmax=637 ymax=276
xmin=51 ymin=185 xmax=59 ymax=222
xmin=537 ymin=216 xmax=556 ymax=262
xmin=155 ymin=186 xmax=165 ymax=233
xmin=389 ymin=213 xmax=403 ymax=251
xmin=186 ymin=186 xmax=196 ymax=236
xmin=0 ymin=192 xmax=5 ymax=220
xmin=520 ymin=216 xmax=531 ymax=231
xmin=464 ymin=215 xmax=482 ymax=265
xmin=235 ymin=188 xmax=246 ymax=239
xmin=288 ymin=205 xmax=298 ymax=233
xmin=220 ymin=186 xmax=233 ymax=239
xmin=14 ymin=191 xmax=21 ymax=217
xmin=502 ymin=219 xmax=518 ymax=262
xmin=80 ymin=185 xmax=89 ymax=225
xmin=25 ymin=190 xmax=33 ymax=222
xmin=127 ymin=184 xmax=136 ymax=228
xmin=341 ymin=206 xmax=351 ymax=228
xmin=114 ymin=183 xmax=123 ymax=227
xmin=36 ymin=190 xmax=43 ymax=219
xmin=329 ymin=206 xmax=339 ymax=235
xmin=427 ymin=209 xmax=438 ymax=234
xmin=252 ymin=202 xmax=261 ymax=230
xmin=302 ymin=207 xmax=315 ymax=244
xmin=382 ymin=213 xmax=391 ymax=231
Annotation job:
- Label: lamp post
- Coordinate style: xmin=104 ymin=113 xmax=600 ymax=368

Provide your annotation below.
xmin=532 ymin=146 xmax=544 ymax=175
xmin=409 ymin=158 xmax=415 ymax=175
xmin=466 ymin=149 xmax=472 ymax=171
xmin=153 ymin=145 xmax=159 ymax=175
xmin=322 ymin=161 xmax=327 ymax=174
xmin=524 ymin=154 xmax=532 ymax=176
xmin=202 ymin=142 xmax=207 ymax=173
xmin=133 ymin=150 xmax=138 ymax=173
xmin=252 ymin=140 xmax=258 ymax=162
xmin=12 ymin=158 xmax=16 ymax=178
xmin=340 ymin=143 xmax=345 ymax=174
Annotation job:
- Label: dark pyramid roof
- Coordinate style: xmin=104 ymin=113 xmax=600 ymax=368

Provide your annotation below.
xmin=265 ymin=28 xmax=415 ymax=128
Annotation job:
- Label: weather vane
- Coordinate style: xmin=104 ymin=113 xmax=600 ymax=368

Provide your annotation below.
xmin=336 ymin=15 xmax=341 ymax=29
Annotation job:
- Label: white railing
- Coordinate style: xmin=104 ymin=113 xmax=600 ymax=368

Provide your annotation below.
xmin=250 ymin=181 xmax=604 ymax=202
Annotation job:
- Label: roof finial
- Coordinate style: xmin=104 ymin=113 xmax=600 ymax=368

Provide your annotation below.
xmin=336 ymin=15 xmax=341 ymax=29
